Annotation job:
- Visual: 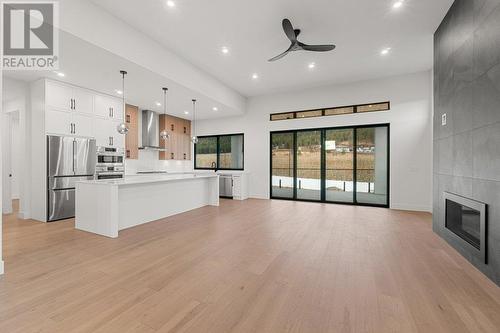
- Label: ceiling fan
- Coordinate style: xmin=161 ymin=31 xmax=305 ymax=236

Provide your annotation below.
xmin=268 ymin=18 xmax=336 ymax=62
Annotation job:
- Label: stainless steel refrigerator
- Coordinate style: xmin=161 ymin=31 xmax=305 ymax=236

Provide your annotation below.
xmin=47 ymin=135 xmax=96 ymax=221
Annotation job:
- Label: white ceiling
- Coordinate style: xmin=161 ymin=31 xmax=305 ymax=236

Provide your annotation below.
xmin=90 ymin=0 xmax=453 ymax=97
xmin=5 ymin=30 xmax=240 ymax=120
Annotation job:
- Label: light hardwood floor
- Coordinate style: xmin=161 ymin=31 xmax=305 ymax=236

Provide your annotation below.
xmin=1 ymin=199 xmax=500 ymax=333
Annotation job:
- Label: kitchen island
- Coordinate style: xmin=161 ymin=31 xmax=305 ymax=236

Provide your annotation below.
xmin=75 ymin=173 xmax=219 ymax=238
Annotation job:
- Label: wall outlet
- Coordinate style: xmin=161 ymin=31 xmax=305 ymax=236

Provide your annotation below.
xmin=441 ymin=113 xmax=447 ymax=126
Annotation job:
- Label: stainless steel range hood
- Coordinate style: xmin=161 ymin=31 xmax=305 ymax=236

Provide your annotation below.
xmin=139 ymin=110 xmax=165 ymax=150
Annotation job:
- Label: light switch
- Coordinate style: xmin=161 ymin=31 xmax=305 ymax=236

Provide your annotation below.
xmin=441 ymin=113 xmax=447 ymax=126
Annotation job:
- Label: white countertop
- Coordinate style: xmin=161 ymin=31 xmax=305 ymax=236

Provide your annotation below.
xmin=77 ymin=173 xmax=218 ymax=186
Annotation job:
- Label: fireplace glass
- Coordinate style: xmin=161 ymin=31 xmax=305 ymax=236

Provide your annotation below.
xmin=445 ymin=199 xmax=480 ymax=250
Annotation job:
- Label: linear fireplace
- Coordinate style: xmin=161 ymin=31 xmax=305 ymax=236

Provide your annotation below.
xmin=444 ymin=192 xmax=487 ymax=263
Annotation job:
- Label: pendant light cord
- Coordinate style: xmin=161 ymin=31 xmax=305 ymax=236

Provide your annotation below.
xmin=192 ymin=99 xmax=197 ymax=139
xmin=120 ymin=70 xmax=127 ymax=119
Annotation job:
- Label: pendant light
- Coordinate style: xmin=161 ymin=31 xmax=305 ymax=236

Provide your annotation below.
xmin=116 ymin=70 xmax=129 ymax=134
xmin=191 ymin=99 xmax=198 ymax=144
xmin=159 ymin=87 xmax=170 ymax=140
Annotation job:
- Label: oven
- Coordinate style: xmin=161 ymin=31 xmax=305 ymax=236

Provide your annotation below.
xmin=95 ymin=147 xmax=125 ymax=180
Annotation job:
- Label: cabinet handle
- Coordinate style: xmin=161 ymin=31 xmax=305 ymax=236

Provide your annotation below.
xmin=171 ymin=152 xmax=174 ymax=159
xmin=111 ymin=107 xmax=114 ymax=117
xmin=126 ymin=150 xmax=130 ymax=158
xmin=126 ymin=114 xmax=130 ymax=123
xmin=73 ymin=123 xmax=76 ymax=134
xmin=109 ymin=107 xmax=112 ymax=117
xmin=184 ymin=127 xmax=186 ymax=134
xmin=183 ymin=153 xmax=186 ymax=160
xmin=70 ymin=123 xmax=72 ymax=134
xmin=73 ymin=99 xmax=76 ymax=110
xmin=171 ymin=124 xmax=174 ymax=131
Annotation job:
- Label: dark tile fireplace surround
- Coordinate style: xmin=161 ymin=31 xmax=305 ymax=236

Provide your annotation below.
xmin=434 ymin=0 xmax=500 ymax=286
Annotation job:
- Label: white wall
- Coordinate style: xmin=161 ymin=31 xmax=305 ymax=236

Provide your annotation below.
xmin=59 ymin=0 xmax=245 ymax=112
xmin=196 ymin=71 xmax=433 ymax=212
xmin=1 ymin=70 xmax=4 ymax=274
xmin=2 ymin=77 xmax=30 ymax=219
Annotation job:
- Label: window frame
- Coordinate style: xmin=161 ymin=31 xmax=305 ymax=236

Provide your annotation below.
xmin=194 ymin=133 xmax=245 ymax=171
xmin=269 ymin=101 xmax=390 ymax=121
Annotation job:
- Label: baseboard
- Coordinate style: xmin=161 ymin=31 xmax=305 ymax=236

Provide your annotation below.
xmin=17 ymin=210 xmax=30 ymax=219
xmin=0 ymin=260 xmax=4 ymax=275
xmin=249 ymin=195 xmax=268 ymax=200
xmin=391 ymin=203 xmax=432 ymax=213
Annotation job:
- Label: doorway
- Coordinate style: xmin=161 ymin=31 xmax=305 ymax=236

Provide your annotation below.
xmin=270 ymin=124 xmax=389 ymax=207
xmin=1 ymin=110 xmax=20 ymax=214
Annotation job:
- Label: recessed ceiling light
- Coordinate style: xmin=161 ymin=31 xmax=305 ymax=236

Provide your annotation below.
xmin=252 ymin=73 xmax=259 ymax=80
xmin=156 ymin=102 xmax=162 ymax=107
xmin=221 ymin=46 xmax=229 ymax=54
xmin=393 ymin=1 xmax=403 ymax=9
xmin=212 ymin=106 xmax=218 ymax=111
xmin=184 ymin=111 xmax=189 ymax=115
xmin=308 ymin=62 xmax=316 ymax=69
xmin=115 ymin=89 xmax=123 ymax=95
xmin=54 ymin=71 xmax=65 ymax=77
xmin=381 ymin=47 xmax=391 ymax=55
xmin=166 ymin=0 xmax=176 ymax=8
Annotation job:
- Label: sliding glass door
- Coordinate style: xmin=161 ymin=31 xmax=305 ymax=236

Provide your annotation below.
xmin=271 ymin=132 xmax=294 ymax=199
xmin=325 ymin=128 xmax=354 ymax=203
xmin=270 ymin=124 xmax=389 ymax=207
xmin=355 ymin=127 xmax=388 ymax=205
xmin=296 ymin=130 xmax=321 ymax=201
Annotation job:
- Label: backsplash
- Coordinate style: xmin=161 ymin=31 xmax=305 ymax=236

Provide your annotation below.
xmin=125 ymin=150 xmax=193 ymax=174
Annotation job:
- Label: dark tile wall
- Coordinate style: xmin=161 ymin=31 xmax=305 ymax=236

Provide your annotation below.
xmin=434 ymin=0 xmax=500 ymax=285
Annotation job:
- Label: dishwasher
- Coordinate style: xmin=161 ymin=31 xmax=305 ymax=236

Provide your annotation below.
xmin=219 ymin=174 xmax=233 ymax=198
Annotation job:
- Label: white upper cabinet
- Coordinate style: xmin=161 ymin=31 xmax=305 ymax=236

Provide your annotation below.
xmin=73 ymin=89 xmax=94 ymax=115
xmin=94 ymin=94 xmax=124 ymax=121
xmin=46 ymin=108 xmax=72 ymax=135
xmin=46 ymin=81 xmax=73 ymax=111
xmin=46 ymin=80 xmax=94 ymax=115
xmin=92 ymin=118 xmax=125 ymax=148
xmin=43 ymin=80 xmax=124 ymax=141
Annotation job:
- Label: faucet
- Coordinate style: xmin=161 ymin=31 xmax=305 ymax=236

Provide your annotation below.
xmin=211 ymin=161 xmax=217 ymax=171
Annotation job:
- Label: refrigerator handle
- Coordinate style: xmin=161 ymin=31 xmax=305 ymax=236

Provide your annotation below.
xmin=72 ymin=140 xmax=76 ymax=173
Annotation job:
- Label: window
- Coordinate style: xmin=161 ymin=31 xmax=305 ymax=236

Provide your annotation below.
xmin=194 ymin=134 xmax=244 ymax=170
xmin=195 ymin=137 xmax=217 ymax=168
xmin=296 ymin=110 xmax=322 ymax=119
xmin=357 ymin=102 xmax=390 ymax=113
xmin=324 ymin=106 xmax=354 ymax=116
xmin=270 ymin=101 xmax=389 ymax=121
xmin=270 ymin=112 xmax=295 ymax=121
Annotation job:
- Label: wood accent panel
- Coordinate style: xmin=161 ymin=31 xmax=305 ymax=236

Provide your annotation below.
xmin=125 ymin=104 xmax=139 ymax=159
xmin=159 ymin=114 xmax=191 ymax=160
xmin=2 ymin=199 xmax=500 ymax=332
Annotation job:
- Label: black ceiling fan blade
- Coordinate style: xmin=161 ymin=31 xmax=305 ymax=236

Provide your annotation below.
xmin=300 ymin=44 xmax=336 ymax=52
xmin=268 ymin=50 xmax=291 ymax=62
xmin=282 ymin=19 xmax=297 ymax=43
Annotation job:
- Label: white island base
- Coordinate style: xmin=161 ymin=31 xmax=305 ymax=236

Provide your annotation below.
xmin=75 ymin=174 xmax=219 ymax=238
